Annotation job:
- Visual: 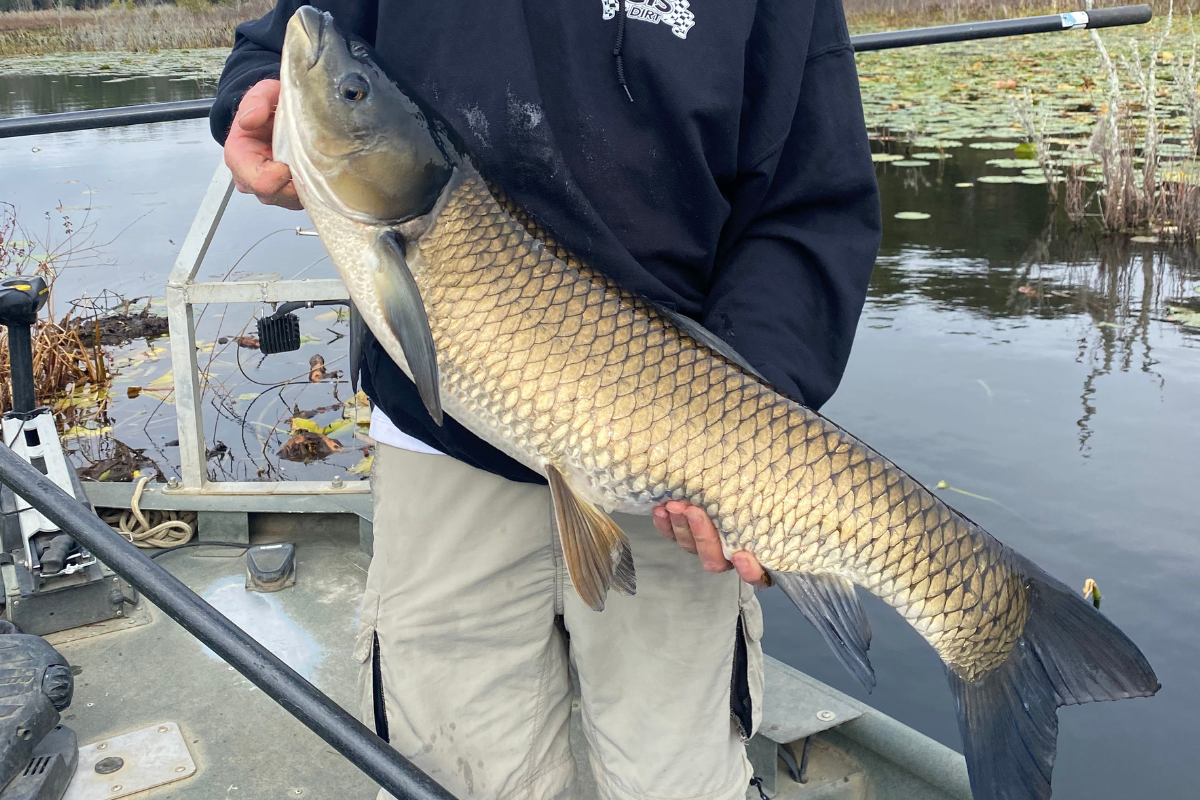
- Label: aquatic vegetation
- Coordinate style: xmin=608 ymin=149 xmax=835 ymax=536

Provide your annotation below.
xmin=861 ymin=8 xmax=1200 ymax=238
xmin=0 ymin=203 xmax=111 ymax=418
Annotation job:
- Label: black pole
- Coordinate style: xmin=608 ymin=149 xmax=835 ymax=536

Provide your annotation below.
xmin=851 ymin=4 xmax=1152 ymax=52
xmin=5 ymin=324 xmax=36 ymax=414
xmin=0 ymin=444 xmax=455 ymax=800
xmin=0 ymin=98 xmax=215 ymax=139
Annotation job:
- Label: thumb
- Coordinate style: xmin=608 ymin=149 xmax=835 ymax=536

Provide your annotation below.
xmin=235 ymin=100 xmax=272 ymax=133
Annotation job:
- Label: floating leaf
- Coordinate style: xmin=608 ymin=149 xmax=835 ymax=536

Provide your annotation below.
xmin=912 ymin=152 xmax=952 ymax=160
xmin=1129 ymin=235 xmax=1160 ymax=243
xmin=894 ymin=211 xmax=931 ymax=220
xmin=913 ymin=137 xmax=963 ymax=148
xmin=62 ymin=425 xmax=112 ymax=440
xmin=969 ymin=142 xmax=1022 ymax=151
xmin=986 ymin=158 xmax=1040 ymax=169
xmin=1166 ymin=306 xmax=1200 ymax=327
xmin=348 ymin=455 xmax=374 ymax=475
xmin=976 ymin=175 xmax=1017 ymax=184
xmin=871 ymin=153 xmax=907 ymax=162
xmin=236 ymin=392 xmax=261 ymax=401
xmin=955 ymin=182 xmax=975 ymax=188
xmin=892 ymin=159 xmax=931 ymax=167
xmin=321 ymin=417 xmax=354 ymax=437
xmin=290 ymin=417 xmax=321 ymax=434
xmin=1014 ymin=143 xmax=1037 ymax=159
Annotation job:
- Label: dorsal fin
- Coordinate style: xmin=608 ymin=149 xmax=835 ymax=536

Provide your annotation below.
xmin=657 ymin=308 xmax=765 ymax=380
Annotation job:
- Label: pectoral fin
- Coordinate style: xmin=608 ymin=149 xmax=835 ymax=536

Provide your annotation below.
xmin=373 ymin=230 xmax=442 ymax=425
xmin=772 ymin=571 xmax=875 ymax=692
xmin=546 ymin=465 xmax=636 ymax=611
xmin=348 ymin=299 xmax=366 ymax=394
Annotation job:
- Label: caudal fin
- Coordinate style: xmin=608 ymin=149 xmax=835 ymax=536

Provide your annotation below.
xmin=948 ymin=566 xmax=1159 ymax=800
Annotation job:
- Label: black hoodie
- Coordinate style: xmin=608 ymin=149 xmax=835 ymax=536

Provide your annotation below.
xmin=211 ymin=0 xmax=881 ymax=484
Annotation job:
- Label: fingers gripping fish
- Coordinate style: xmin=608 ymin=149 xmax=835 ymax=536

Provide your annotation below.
xmin=274 ymin=9 xmax=1158 ymax=799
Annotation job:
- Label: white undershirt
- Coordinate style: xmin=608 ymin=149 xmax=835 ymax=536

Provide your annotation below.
xmin=368 ymin=405 xmax=445 ymax=456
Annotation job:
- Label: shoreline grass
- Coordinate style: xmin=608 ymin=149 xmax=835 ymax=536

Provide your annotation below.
xmin=0 ymin=1 xmax=271 ymax=56
xmin=0 ymin=0 xmax=1190 ymax=57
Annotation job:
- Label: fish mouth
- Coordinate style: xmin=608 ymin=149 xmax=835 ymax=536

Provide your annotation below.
xmin=293 ymin=6 xmax=327 ymax=72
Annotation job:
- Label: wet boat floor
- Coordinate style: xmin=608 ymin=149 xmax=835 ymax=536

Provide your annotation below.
xmin=53 ymin=521 xmax=383 ymax=800
xmin=50 ymin=518 xmax=960 ymax=800
xmin=49 ymin=519 xmax=612 ymax=800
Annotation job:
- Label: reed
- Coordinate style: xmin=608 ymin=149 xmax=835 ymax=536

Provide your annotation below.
xmin=0 ymin=204 xmax=110 ymax=417
xmin=1056 ymin=4 xmax=1200 ymax=237
xmin=0 ymin=0 xmax=271 ymax=56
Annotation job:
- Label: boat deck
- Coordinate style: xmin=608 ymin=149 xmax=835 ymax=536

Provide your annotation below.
xmin=49 ymin=513 xmax=971 ymax=800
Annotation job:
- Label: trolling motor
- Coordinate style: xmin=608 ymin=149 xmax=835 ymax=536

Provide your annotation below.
xmin=0 ymin=277 xmax=136 ymax=635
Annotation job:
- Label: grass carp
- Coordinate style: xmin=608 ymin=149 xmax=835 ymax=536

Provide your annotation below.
xmin=274 ymin=8 xmax=1159 ymax=799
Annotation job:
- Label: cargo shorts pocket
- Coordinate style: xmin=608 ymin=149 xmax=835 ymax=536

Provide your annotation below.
xmin=353 ymin=598 xmax=389 ymax=742
xmin=730 ymin=581 xmax=765 ymax=741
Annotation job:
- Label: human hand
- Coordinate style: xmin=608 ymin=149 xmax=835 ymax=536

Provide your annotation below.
xmin=224 ymin=79 xmax=304 ymax=210
xmin=653 ymin=500 xmax=768 ymax=589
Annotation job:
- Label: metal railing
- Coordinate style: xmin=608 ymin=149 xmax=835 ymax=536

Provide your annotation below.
xmin=163 ymin=164 xmax=366 ymax=503
xmin=0 ymin=443 xmax=454 ymax=800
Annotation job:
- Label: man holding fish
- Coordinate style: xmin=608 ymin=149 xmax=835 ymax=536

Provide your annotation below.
xmin=209 ymin=2 xmax=1158 ymax=800
xmin=211 ymin=1 xmax=879 ymax=797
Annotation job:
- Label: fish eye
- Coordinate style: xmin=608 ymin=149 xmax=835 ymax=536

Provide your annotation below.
xmin=339 ymin=75 xmax=369 ymax=102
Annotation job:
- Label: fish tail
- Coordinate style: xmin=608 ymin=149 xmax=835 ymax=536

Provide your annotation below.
xmin=947 ymin=561 xmax=1159 ymax=800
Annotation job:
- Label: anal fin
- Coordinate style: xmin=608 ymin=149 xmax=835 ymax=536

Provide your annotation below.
xmin=546 ymin=465 xmax=636 ymax=611
xmin=772 ymin=571 xmax=875 ymax=692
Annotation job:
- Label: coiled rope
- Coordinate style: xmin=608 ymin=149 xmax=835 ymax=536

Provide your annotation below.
xmin=99 ymin=476 xmax=196 ymax=549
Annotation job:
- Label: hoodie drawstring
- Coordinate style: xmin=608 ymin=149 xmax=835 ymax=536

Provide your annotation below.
xmin=613 ymin=3 xmax=633 ymax=102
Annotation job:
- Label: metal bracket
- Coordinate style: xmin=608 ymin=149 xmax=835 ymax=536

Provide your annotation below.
xmin=163 ymin=162 xmax=369 ymax=504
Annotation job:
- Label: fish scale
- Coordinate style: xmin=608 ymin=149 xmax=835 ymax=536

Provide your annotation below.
xmin=413 ymin=173 xmax=1028 ymax=680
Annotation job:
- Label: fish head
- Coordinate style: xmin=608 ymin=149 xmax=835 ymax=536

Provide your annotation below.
xmin=278 ymin=5 xmax=456 ymax=225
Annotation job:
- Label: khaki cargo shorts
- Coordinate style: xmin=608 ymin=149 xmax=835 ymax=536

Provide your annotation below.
xmin=355 ymin=444 xmax=764 ymax=800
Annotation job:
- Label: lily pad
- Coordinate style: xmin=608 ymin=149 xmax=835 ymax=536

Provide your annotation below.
xmin=1167 ymin=306 xmax=1200 ymax=327
xmin=892 ymin=160 xmax=931 ymax=167
xmin=969 ymin=142 xmax=1023 ymax=151
xmin=976 ymin=175 xmax=1018 ymax=184
xmin=912 ymin=152 xmax=952 ymax=160
xmin=894 ymin=211 xmax=931 ymax=220
xmin=986 ymin=158 xmax=1041 ymax=169
xmin=871 ymin=153 xmax=906 ymax=162
xmin=955 ymin=182 xmax=975 ymax=188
